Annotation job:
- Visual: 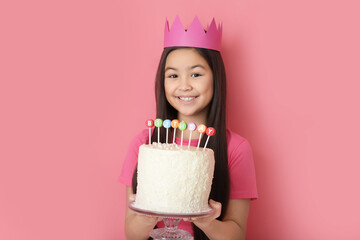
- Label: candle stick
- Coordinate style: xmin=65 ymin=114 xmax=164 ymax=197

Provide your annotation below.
xmin=203 ymin=127 xmax=216 ymax=151
xmin=197 ymin=124 xmax=207 ymax=150
xmin=145 ymin=119 xmax=154 ymax=145
xmin=178 ymin=121 xmax=187 ymax=148
xmin=163 ymin=119 xmax=171 ymax=144
xmin=171 ymin=119 xmax=180 ymax=144
xmin=187 ymin=122 xmax=197 ymax=149
xmin=154 ymin=118 xmax=163 ymax=144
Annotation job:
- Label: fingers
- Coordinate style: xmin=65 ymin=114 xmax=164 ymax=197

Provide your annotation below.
xmin=183 ymin=200 xmax=222 ymax=221
xmin=129 ymin=194 xmax=136 ymax=202
xmin=183 ymin=217 xmax=197 ymax=222
xmin=209 ymin=199 xmax=222 ymax=211
xmin=143 ymin=214 xmax=162 ymax=222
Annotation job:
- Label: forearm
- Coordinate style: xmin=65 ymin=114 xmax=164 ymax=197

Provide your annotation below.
xmin=196 ymin=219 xmax=246 ymax=240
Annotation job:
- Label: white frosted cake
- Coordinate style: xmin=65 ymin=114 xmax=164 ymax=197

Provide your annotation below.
xmin=134 ymin=143 xmax=215 ymax=214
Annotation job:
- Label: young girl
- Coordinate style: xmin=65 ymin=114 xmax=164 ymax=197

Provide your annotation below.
xmin=119 ymin=16 xmax=258 ymax=240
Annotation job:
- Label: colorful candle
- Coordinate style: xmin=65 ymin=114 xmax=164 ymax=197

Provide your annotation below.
xmin=145 ymin=119 xmax=154 ymax=145
xmin=197 ymin=124 xmax=207 ymax=150
xmin=163 ymin=119 xmax=171 ymax=144
xmin=187 ymin=122 xmax=197 ymax=149
xmin=171 ymin=119 xmax=180 ymax=144
xmin=203 ymin=127 xmax=216 ymax=150
xmin=154 ymin=118 xmax=163 ymax=144
xmin=178 ymin=121 xmax=187 ymax=148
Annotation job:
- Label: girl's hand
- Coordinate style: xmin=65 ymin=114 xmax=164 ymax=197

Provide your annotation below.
xmin=128 ymin=194 xmax=162 ymax=228
xmin=183 ymin=199 xmax=222 ymax=229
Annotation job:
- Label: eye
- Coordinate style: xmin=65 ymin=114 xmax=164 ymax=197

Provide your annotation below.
xmin=168 ymin=74 xmax=178 ymax=79
xmin=191 ymin=73 xmax=201 ymax=78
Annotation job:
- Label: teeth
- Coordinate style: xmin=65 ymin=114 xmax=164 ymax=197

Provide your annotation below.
xmin=179 ymin=97 xmax=195 ymax=101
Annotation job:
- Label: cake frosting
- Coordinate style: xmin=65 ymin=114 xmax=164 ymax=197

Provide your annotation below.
xmin=134 ymin=142 xmax=215 ymax=214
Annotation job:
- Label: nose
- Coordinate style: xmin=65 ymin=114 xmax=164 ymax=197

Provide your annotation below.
xmin=178 ymin=76 xmax=192 ymax=91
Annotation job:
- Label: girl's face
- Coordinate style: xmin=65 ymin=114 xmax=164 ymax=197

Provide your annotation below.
xmin=164 ymin=48 xmax=214 ymax=121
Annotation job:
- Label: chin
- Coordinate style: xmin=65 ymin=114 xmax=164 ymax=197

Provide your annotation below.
xmin=178 ymin=108 xmax=207 ymax=118
xmin=176 ymin=109 xmax=195 ymax=116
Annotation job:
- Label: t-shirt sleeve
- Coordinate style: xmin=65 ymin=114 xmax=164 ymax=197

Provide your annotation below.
xmin=118 ymin=130 xmax=148 ymax=186
xmin=228 ymin=132 xmax=258 ymax=200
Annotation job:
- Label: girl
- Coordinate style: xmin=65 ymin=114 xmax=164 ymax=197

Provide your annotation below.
xmin=119 ymin=16 xmax=258 ymax=240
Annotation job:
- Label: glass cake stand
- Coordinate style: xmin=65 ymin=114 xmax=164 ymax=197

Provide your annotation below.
xmin=129 ymin=202 xmax=214 ymax=240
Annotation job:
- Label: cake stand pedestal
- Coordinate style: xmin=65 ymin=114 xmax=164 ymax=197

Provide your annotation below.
xmin=129 ymin=202 xmax=214 ymax=240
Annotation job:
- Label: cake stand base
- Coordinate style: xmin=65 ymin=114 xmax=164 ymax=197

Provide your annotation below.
xmin=150 ymin=218 xmax=192 ymax=240
xmin=129 ymin=202 xmax=213 ymax=240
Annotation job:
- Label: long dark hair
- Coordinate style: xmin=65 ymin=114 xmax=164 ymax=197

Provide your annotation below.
xmin=133 ymin=47 xmax=229 ymax=240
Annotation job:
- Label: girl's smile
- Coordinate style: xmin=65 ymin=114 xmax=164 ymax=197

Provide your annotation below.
xmin=164 ymin=48 xmax=214 ymax=123
xmin=177 ymin=95 xmax=197 ymax=103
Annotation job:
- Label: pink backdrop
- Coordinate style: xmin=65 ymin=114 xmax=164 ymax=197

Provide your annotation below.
xmin=1 ymin=0 xmax=360 ymax=239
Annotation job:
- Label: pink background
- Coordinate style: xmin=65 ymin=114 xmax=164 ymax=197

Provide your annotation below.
xmin=1 ymin=0 xmax=360 ymax=239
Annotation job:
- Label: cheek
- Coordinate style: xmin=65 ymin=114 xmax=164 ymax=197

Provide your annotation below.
xmin=201 ymin=78 xmax=214 ymax=98
xmin=209 ymin=86 xmax=214 ymax=98
xmin=164 ymin=81 xmax=173 ymax=100
xmin=164 ymin=81 xmax=170 ymax=94
xmin=206 ymin=86 xmax=214 ymax=101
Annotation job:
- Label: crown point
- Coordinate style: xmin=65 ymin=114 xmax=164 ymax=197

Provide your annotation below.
xmin=208 ymin=18 xmax=218 ymax=32
xmin=171 ymin=16 xmax=185 ymax=33
xmin=188 ymin=16 xmax=206 ymax=35
xmin=165 ymin=18 xmax=170 ymax=31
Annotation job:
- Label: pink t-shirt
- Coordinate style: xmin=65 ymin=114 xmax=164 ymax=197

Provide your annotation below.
xmin=119 ymin=129 xmax=258 ymax=235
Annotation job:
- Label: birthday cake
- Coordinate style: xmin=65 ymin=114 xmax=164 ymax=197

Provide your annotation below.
xmin=133 ymin=142 xmax=215 ymax=214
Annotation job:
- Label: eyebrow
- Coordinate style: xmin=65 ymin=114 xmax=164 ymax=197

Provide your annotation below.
xmin=165 ymin=64 xmax=205 ymax=72
xmin=190 ymin=64 xmax=205 ymax=70
xmin=165 ymin=67 xmax=177 ymax=72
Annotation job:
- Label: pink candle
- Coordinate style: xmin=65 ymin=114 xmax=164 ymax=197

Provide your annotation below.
xmin=187 ymin=122 xmax=197 ymax=149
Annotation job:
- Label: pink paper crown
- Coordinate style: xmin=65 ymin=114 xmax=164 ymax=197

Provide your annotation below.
xmin=164 ymin=16 xmax=222 ymax=52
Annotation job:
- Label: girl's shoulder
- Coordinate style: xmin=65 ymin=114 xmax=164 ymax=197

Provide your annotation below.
xmin=226 ymin=129 xmax=249 ymax=146
xmin=226 ymin=129 xmax=253 ymax=159
xmin=128 ymin=129 xmax=149 ymax=149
